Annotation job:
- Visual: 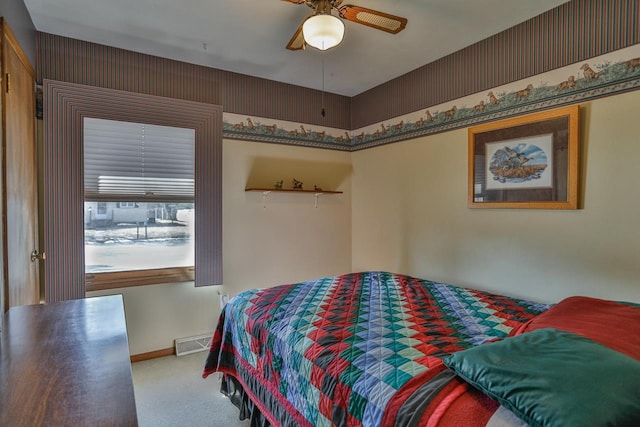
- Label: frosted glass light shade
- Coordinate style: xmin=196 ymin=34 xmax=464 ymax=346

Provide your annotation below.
xmin=302 ymin=14 xmax=345 ymax=50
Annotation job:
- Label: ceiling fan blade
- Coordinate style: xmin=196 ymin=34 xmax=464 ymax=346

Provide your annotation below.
xmin=286 ymin=22 xmax=306 ymax=51
xmin=338 ymin=5 xmax=407 ymax=34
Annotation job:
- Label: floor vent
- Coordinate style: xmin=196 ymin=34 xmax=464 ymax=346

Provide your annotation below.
xmin=175 ymin=333 xmax=213 ymax=357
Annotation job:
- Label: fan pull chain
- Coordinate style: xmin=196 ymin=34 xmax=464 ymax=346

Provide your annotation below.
xmin=321 ymin=55 xmax=326 ymax=117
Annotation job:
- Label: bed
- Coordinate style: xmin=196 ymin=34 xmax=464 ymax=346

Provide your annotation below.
xmin=203 ymin=271 xmax=640 ymax=427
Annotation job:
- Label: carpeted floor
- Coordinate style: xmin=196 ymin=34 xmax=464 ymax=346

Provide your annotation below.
xmin=132 ymin=352 xmax=250 ymax=427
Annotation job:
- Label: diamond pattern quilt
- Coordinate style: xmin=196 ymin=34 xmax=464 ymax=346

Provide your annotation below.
xmin=203 ymin=271 xmax=549 ymax=426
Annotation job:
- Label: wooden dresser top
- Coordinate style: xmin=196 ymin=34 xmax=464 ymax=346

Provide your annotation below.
xmin=0 ymin=295 xmax=138 ymax=426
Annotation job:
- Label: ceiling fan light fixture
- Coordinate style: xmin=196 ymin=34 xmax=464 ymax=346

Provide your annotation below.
xmin=302 ymin=14 xmax=345 ymax=50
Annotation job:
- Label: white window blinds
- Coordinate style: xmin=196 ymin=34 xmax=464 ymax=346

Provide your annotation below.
xmin=84 ymin=118 xmax=195 ymax=201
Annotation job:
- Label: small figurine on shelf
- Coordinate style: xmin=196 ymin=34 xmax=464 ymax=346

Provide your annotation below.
xmin=314 ymin=185 xmax=323 ymax=192
xmin=274 ymin=180 xmax=283 ymax=189
xmin=292 ymin=178 xmax=303 ymax=190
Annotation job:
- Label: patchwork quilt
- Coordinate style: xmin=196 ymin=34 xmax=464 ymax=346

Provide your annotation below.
xmin=203 ymin=271 xmax=550 ymax=426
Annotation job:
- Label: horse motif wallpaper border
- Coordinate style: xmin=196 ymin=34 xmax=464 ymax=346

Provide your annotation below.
xmin=222 ymin=44 xmax=640 ymax=152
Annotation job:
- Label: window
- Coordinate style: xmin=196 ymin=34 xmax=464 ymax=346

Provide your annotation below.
xmin=43 ymin=82 xmax=222 ymax=303
xmin=83 ymin=118 xmax=196 ymax=289
xmin=96 ymin=202 xmax=107 ymax=215
xmin=84 ymin=201 xmax=194 ymax=272
xmin=117 ymin=202 xmax=137 ymax=208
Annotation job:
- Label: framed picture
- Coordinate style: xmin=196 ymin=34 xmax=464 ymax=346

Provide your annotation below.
xmin=468 ymin=105 xmax=580 ymax=209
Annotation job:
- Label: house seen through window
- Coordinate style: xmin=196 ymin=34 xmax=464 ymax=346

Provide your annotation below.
xmin=84 ymin=118 xmax=195 ymax=277
xmin=84 ymin=201 xmax=194 ymax=273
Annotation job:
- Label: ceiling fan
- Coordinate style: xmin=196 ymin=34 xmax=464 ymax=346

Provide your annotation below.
xmin=283 ymin=0 xmax=408 ymax=51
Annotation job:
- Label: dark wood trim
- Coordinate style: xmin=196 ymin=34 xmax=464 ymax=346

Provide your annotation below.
xmin=1 ymin=20 xmax=7 ymax=314
xmin=130 ymin=347 xmax=175 ymax=363
xmin=86 ymin=266 xmax=194 ymax=291
xmin=1 ymin=18 xmax=39 ymax=312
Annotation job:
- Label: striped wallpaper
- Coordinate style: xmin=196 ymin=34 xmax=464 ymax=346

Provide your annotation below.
xmin=352 ymin=0 xmax=640 ymax=128
xmin=36 ymin=34 xmax=352 ymax=130
xmin=43 ymin=80 xmax=222 ymax=302
xmin=37 ymin=0 xmax=639 ymax=133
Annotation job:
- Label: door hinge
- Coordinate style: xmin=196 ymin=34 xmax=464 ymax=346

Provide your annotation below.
xmin=30 ymin=250 xmax=46 ymax=262
xmin=5 ymin=73 xmax=10 ymax=93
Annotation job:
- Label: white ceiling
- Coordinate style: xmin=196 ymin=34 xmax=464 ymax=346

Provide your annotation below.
xmin=24 ymin=0 xmax=568 ymax=97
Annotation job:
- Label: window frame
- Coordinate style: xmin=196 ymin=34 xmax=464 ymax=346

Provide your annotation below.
xmin=43 ymin=81 xmax=222 ymax=302
xmin=86 ymin=267 xmax=195 ymax=291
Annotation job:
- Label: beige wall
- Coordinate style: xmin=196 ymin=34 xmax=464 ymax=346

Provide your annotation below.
xmin=352 ymin=91 xmax=640 ymax=305
xmin=89 ymin=139 xmax=353 ymax=355
xmin=88 ymin=281 xmax=219 ymax=356
xmin=89 ymin=90 xmax=640 ymax=355
xmin=221 ymin=139 xmax=352 ymax=295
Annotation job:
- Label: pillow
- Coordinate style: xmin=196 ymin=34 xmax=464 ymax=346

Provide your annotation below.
xmin=512 ymin=295 xmax=640 ymax=360
xmin=443 ymin=328 xmax=640 ymax=427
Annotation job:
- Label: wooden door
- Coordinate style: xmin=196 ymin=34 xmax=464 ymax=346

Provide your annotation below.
xmin=1 ymin=19 xmax=39 ymax=311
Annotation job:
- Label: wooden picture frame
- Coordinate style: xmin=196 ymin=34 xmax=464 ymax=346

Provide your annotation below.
xmin=468 ymin=105 xmax=579 ymax=209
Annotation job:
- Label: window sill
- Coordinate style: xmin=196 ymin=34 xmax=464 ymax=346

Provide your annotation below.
xmin=85 ymin=267 xmax=194 ymax=291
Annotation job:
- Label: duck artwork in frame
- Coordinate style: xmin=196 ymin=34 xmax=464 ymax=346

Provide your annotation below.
xmin=468 ymin=105 xmax=580 ymax=209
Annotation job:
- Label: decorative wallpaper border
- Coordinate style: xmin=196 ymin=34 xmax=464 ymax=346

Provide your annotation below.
xmin=222 ymin=44 xmax=640 ymax=152
xmin=222 ymin=114 xmax=353 ymax=151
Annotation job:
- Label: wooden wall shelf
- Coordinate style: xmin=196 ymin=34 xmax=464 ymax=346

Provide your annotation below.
xmin=245 ymin=188 xmax=343 ymax=207
xmin=245 ymin=188 xmax=343 ymax=194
